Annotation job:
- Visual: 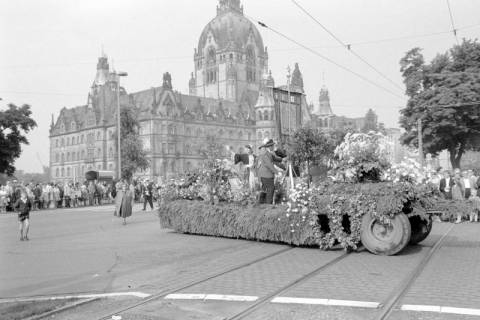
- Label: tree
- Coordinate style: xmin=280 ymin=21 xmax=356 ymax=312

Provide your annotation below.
xmin=399 ymin=39 xmax=480 ymax=168
xmin=287 ymin=127 xmax=338 ymax=185
xmin=0 ymin=104 xmax=37 ymax=175
xmin=114 ymin=106 xmax=149 ymax=181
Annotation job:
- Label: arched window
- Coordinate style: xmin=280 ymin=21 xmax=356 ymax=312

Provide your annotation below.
xmin=263 ymin=110 xmax=269 ymax=121
xmin=258 ymin=111 xmax=263 ymax=121
xmin=61 ymin=138 xmax=65 ymax=147
xmin=246 ymin=47 xmax=255 ymax=64
xmin=61 ymin=153 xmax=65 ymax=162
xmin=55 ymin=168 xmax=59 ymax=177
xmin=81 ymin=150 xmax=85 ymax=159
xmin=207 ymin=47 xmax=216 ymax=63
xmin=71 ymin=122 xmax=76 ymax=131
xmin=72 ymin=153 xmax=75 ymax=161
xmin=109 ymin=147 xmax=113 ymax=158
xmin=61 ymin=168 xmax=65 ymax=177
xmin=67 ymin=167 xmax=71 ymax=177
xmin=67 ymin=152 xmax=70 ymax=161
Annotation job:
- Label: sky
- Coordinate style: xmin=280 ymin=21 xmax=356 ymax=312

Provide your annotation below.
xmin=1 ymin=0 xmax=479 ymax=173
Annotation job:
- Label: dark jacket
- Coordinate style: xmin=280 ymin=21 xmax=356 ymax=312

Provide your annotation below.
xmin=439 ymin=177 xmax=454 ymax=193
xmin=257 ymin=151 xmax=278 ymax=179
xmin=14 ymin=198 xmax=32 ymax=221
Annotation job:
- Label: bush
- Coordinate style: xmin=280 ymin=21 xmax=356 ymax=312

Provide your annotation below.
xmin=159 ymin=200 xmax=318 ymax=246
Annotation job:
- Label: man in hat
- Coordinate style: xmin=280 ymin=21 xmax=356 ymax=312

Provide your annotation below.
xmin=142 ymin=179 xmax=154 ymax=211
xmin=258 ymin=139 xmax=281 ymax=204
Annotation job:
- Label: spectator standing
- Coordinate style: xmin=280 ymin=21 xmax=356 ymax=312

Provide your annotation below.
xmin=114 ymin=182 xmax=134 ymax=225
xmin=88 ymin=181 xmax=95 ymax=206
xmin=0 ymin=186 xmax=7 ymax=213
xmin=463 ymin=170 xmax=472 ymax=199
xmin=439 ymin=171 xmax=454 ymax=199
xmin=14 ymin=190 xmax=32 ymax=241
xmin=64 ymin=183 xmax=71 ymax=208
xmin=53 ymin=184 xmax=61 ymax=208
xmin=142 ymin=179 xmax=154 ymax=211
xmin=452 ymin=170 xmax=465 ymax=223
xmin=34 ymin=184 xmax=42 ymax=210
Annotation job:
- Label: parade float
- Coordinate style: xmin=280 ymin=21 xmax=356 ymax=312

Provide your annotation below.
xmin=159 ymin=131 xmax=441 ymax=256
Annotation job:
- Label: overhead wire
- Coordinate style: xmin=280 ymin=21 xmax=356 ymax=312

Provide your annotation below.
xmin=291 ymin=0 xmax=405 ymax=92
xmin=245 ymin=15 xmax=406 ymax=101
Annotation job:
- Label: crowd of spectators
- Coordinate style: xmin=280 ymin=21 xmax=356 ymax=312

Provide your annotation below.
xmin=430 ymin=168 xmax=480 ymax=222
xmin=0 ymin=180 xmax=117 ymax=213
xmin=0 ymin=178 xmax=162 ymax=214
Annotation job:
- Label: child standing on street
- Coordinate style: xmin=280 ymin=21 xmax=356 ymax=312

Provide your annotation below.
xmin=14 ymin=190 xmax=32 ymax=241
xmin=469 ymin=189 xmax=480 ymax=222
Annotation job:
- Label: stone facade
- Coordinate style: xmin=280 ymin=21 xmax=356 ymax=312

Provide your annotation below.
xmin=49 ymin=0 xmax=309 ymax=182
xmin=310 ymin=86 xmax=370 ymax=132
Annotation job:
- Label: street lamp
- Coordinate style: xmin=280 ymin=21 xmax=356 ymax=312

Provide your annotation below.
xmin=116 ymin=71 xmax=128 ymax=180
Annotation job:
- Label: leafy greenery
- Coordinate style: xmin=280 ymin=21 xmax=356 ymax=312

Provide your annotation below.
xmin=399 ymin=39 xmax=480 ymax=168
xmin=159 ymin=181 xmax=436 ymax=251
xmin=0 ymin=104 xmax=37 ymax=176
xmin=159 ymin=200 xmax=318 ymax=246
xmin=114 ymin=106 xmax=149 ymax=181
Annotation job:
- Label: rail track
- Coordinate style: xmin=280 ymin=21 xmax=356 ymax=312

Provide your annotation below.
xmin=26 ymin=223 xmax=455 ymax=320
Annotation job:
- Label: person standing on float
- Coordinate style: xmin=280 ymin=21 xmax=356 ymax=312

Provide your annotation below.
xmin=258 ymin=139 xmax=280 ymax=204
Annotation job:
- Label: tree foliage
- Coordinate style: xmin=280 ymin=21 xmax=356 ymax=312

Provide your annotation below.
xmin=114 ymin=106 xmax=149 ymax=181
xmin=399 ymin=39 xmax=480 ymax=168
xmin=200 ymin=136 xmax=224 ymax=166
xmin=0 ymin=104 xmax=37 ymax=175
xmin=287 ymin=127 xmax=337 ymax=168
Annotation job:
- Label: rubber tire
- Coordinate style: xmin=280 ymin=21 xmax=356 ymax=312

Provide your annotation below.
xmin=361 ymin=212 xmax=411 ymax=256
xmin=409 ymin=215 xmax=433 ymax=245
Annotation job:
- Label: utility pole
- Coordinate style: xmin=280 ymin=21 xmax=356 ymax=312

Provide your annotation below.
xmin=115 ymin=71 xmax=128 ymax=180
xmin=417 ymin=118 xmax=424 ymax=166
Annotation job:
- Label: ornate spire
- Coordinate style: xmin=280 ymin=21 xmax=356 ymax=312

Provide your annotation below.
xmin=315 ymin=86 xmax=334 ymax=116
xmin=217 ymin=0 xmax=243 ymax=15
xmin=290 ymin=63 xmax=304 ymax=93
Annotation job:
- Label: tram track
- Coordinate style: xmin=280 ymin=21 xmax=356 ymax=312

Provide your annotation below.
xmin=375 ymin=223 xmax=455 ymax=320
xmin=95 ymin=246 xmax=296 ymax=320
xmin=28 ymin=223 xmax=456 ymax=320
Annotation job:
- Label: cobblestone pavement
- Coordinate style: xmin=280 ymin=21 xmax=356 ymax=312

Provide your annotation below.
xmin=2 ymin=207 xmax=480 ymax=320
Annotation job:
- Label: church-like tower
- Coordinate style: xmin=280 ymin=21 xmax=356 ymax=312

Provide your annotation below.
xmin=191 ymin=0 xmax=268 ymax=107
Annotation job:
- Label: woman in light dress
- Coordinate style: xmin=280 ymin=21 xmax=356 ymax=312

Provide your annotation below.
xmin=114 ymin=182 xmax=135 ymax=225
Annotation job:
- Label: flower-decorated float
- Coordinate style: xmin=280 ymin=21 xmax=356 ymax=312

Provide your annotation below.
xmin=158 ymin=130 xmax=439 ymax=256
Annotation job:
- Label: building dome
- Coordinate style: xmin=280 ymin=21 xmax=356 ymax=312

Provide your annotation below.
xmin=197 ymin=1 xmax=265 ymax=55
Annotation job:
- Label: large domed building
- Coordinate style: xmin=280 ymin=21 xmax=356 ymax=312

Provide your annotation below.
xmin=49 ymin=0 xmax=310 ymax=182
xmin=190 ymin=0 xmax=267 ymax=107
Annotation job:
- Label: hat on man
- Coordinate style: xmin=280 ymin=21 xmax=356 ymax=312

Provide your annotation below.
xmin=259 ymin=139 xmax=275 ymax=149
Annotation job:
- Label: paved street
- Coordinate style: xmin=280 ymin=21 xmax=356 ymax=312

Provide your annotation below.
xmin=1 ymin=206 xmax=480 ymax=319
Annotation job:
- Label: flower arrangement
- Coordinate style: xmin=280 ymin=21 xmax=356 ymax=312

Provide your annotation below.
xmin=384 ymin=158 xmax=427 ymax=184
xmin=332 ymin=132 xmax=391 ymax=183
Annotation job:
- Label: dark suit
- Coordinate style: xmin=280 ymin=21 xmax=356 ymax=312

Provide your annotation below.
xmin=439 ymin=177 xmax=454 ymax=199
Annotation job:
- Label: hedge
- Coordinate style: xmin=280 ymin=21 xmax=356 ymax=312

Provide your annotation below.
xmin=158 ymin=200 xmax=318 ymax=246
